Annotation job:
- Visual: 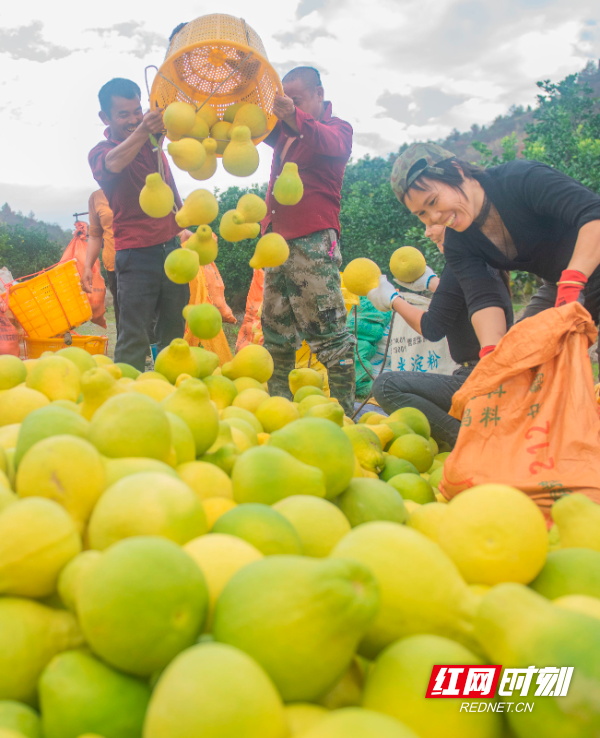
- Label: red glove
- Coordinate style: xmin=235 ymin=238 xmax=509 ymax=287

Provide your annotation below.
xmin=479 ymin=345 xmax=496 ymax=358
xmin=556 ymin=269 xmax=587 ymax=307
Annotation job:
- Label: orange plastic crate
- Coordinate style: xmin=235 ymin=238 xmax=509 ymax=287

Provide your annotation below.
xmin=9 ymin=260 xmax=92 ymax=340
xmin=24 ymin=334 xmax=108 ymax=359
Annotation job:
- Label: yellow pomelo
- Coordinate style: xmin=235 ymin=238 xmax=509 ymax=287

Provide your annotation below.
xmin=222 ymin=125 xmax=259 ymax=176
xmin=210 ymin=121 xmax=232 ymax=155
xmin=0 ymin=598 xmax=83 ymax=705
xmin=196 ymin=103 xmax=218 ymax=129
xmin=88 ymin=393 xmax=172 ymax=462
xmin=16 ymin=435 xmax=105 ymax=531
xmin=87 ymin=472 xmax=207 ymax=550
xmin=363 ymin=634 xmax=502 ymax=738
xmin=235 ymin=192 xmax=267 ymax=223
xmin=387 ymin=473 xmax=435 ymax=504
xmin=136 ymin=370 xmax=168 ymax=382
xmin=77 ymin=536 xmax=208 ymax=677
xmin=0 ymin=497 xmax=81 ymax=597
xmin=189 ymin=138 xmax=218 ymax=181
xmin=222 ymin=405 xmax=264 ymax=433
xmin=270 ymin=418 xmax=355 ymax=500
xmin=338 ymin=477 xmax=408 ymax=527
xmin=184 ymin=303 xmax=222 ymax=340
xmin=138 ymin=173 xmax=174 ymax=219
xmin=25 ymin=355 xmax=80 ymax=403
xmin=249 ymin=232 xmax=289 ymax=269
xmin=175 ymin=189 xmax=219 ymax=228
xmin=163 ymin=101 xmax=196 ymax=139
xmin=189 ymin=347 xmax=219 ymax=379
xmin=257 ymin=432 xmax=270 ymax=444
xmin=51 ymin=398 xmax=82 ymax=413
xmin=212 ymin=502 xmax=302 ymax=555
xmin=79 ymin=368 xmax=124 ymax=421
xmin=229 ymin=425 xmax=252 ymax=453
xmin=343 ymin=259 xmax=381 ymax=296
xmin=144 ymin=642 xmax=288 ymax=738
xmin=0 ymin=356 xmax=26 ymax=390
xmin=164 ymin=247 xmax=199 ymax=284
xmin=331 ymin=521 xmax=479 ymax=658
xmin=0 ymin=700 xmax=41 ymax=738
xmin=0 ymin=488 xmax=16 ymax=511
xmin=554 ymin=594 xmax=600 ymax=620
xmin=293 ymin=385 xmax=326 ymax=403
xmin=343 ymin=425 xmax=385 ymax=474
xmin=186 ymin=111 xmax=210 ymax=141
xmin=231 ymin=103 xmax=268 ymax=138
xmin=232 ymin=387 xmax=270 ymax=414
xmin=168 ymin=137 xmax=206 ymax=171
xmin=184 ymin=533 xmax=263 ymax=628
xmin=127 ymin=379 xmax=174 ymax=402
xmin=202 ymin=497 xmax=237 ymax=530
xmin=14 ymin=404 xmax=89 ymax=466
xmin=232 ymin=376 xmax=264 ymax=394
xmin=406 ymin=501 xmax=448 ymax=542
xmin=298 ymin=394 xmax=331 ymax=416
xmin=273 ymin=495 xmax=351 ymax=557
xmin=163 ymin=379 xmax=219 ymax=455
xmin=255 ymin=396 xmax=300 ymax=432
xmin=184 ymin=225 xmax=217 ymax=265
xmin=22 ymin=359 xmax=38 ymax=377
xmin=367 ymin=423 xmax=395 ymax=449
xmin=317 ymin=657 xmax=366 ymax=710
xmin=177 ymin=460 xmax=233 ymax=500
xmin=38 ymin=649 xmax=151 ymax=738
xmin=223 ymin=344 xmax=274 ymax=383
xmin=165 ymin=411 xmax=196 ymax=465
xmin=285 ymin=704 xmax=328 ymax=736
xmin=155 ymin=338 xmax=200 ymax=384
xmin=0 ymin=424 xmax=20 ymax=450
xmin=222 ymin=417 xmax=259 ymax=446
xmin=232 ymin=445 xmax=327 ymax=504
xmin=0 ymin=386 xmax=49 ymax=426
xmin=203 ymin=375 xmax=237 ymax=409
xmin=219 ymin=209 xmax=261 ymax=242
xmin=438 ymin=484 xmax=548 ymax=585
xmin=389 ymin=246 xmax=426 ymax=283
xmin=92 ymin=355 xmax=113 ymax=367
xmin=551 ymin=492 xmax=600 ymax=552
xmin=297 ymin=709 xmax=418 ymax=738
xmin=273 ymin=162 xmax=304 ymax=206
xmin=388 ymin=433 xmax=433 ymax=473
xmin=57 ymin=549 xmax=102 ymax=613
xmin=223 ymin=102 xmax=243 ymax=123
xmin=103 ymin=457 xmax=179 ymax=487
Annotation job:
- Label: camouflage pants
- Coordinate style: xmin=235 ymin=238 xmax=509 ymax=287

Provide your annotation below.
xmin=262 ymin=228 xmax=356 ymax=414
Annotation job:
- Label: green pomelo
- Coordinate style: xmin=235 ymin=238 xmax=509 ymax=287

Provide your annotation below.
xmin=272 ymin=496 xmax=351 ymax=557
xmin=387 ymin=407 xmax=430 ymax=438
xmin=57 ymin=551 xmax=101 ymax=613
xmin=87 ymin=472 xmax=207 ymax=550
xmin=212 ymin=503 xmax=303 ymax=555
xmin=185 ymin=303 xmax=223 ymax=340
xmin=88 ymin=393 xmax=172 ymax=462
xmin=529 ymin=548 xmax=600 ymax=599
xmin=270 ymin=418 xmax=355 ymax=499
xmin=231 ymin=446 xmax=326 ymax=504
xmin=213 ymin=556 xmax=379 ymax=702
xmin=77 ymin=536 xmax=208 ymax=677
xmin=39 ymin=649 xmax=151 ymax=738
xmin=162 ymin=379 xmax=219 ymax=456
xmin=0 ymin=701 xmax=42 ymax=738
xmin=387 ymin=473 xmax=435 ymax=504
xmin=428 ymin=466 xmax=444 ymax=490
xmin=154 ymin=339 xmax=200 ymax=383
xmin=115 ymin=363 xmax=141 ymax=380
xmin=337 ymin=478 xmax=408 ymax=527
xmin=55 ymin=347 xmax=96 ymax=375
xmin=297 ymin=707 xmax=418 ymax=738
xmin=379 ymin=456 xmax=419 ymax=481
xmin=388 ymin=433 xmax=433 ymax=473
xmin=363 ymin=635 xmax=502 ymax=738
xmin=293 ymin=386 xmax=326 ymax=403
xmin=221 ymin=406 xmax=263 ymax=433
xmin=189 ymin=347 xmax=219 ymax=379
xmin=14 ymin=406 xmax=89 ymax=467
xmin=221 ymin=418 xmax=258 ymax=445
xmin=165 ymin=411 xmax=196 ymax=465
xmin=203 ymin=375 xmax=238 ymax=409
xmin=143 ymin=642 xmax=288 ymax=738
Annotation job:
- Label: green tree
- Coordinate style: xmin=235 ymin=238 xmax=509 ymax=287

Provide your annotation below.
xmin=0 ymin=224 xmax=64 ymax=280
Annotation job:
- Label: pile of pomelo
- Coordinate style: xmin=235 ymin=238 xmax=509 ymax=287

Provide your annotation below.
xmin=0 ymin=343 xmax=599 ymax=738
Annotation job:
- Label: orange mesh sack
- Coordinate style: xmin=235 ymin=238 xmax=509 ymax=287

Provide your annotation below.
xmin=60 ymin=221 xmax=106 ymax=328
xmin=236 ymin=269 xmax=264 ymax=351
xmin=442 ymin=303 xmax=600 ymax=517
xmin=203 ymin=262 xmax=236 ymax=324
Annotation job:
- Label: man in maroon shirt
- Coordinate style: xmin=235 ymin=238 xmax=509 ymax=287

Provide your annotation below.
xmin=261 ymin=67 xmax=356 ymax=415
xmin=88 ymin=78 xmax=189 ymax=371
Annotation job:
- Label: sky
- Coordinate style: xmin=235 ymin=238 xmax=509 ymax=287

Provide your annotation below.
xmin=0 ymin=0 xmax=598 ymax=229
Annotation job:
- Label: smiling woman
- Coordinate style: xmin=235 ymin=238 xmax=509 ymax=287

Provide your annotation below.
xmin=391 ymin=142 xmax=600 ymax=356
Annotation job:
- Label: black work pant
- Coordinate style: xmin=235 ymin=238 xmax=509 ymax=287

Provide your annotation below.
xmin=114 ymin=238 xmax=189 ymax=371
xmin=372 ymin=366 xmax=474 ymax=447
xmin=104 ymin=268 xmax=119 ymax=337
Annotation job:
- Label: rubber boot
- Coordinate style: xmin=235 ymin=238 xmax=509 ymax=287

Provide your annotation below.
xmin=266 ymin=345 xmax=296 ymax=400
xmin=326 ymin=350 xmax=356 ymax=417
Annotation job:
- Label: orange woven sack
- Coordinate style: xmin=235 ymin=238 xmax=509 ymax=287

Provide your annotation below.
xmin=442 ymin=302 xmax=600 ymax=517
xmin=60 ymin=221 xmax=106 ymax=328
xmin=204 ymin=262 xmax=236 ymax=324
xmin=236 ymin=269 xmax=264 ymax=351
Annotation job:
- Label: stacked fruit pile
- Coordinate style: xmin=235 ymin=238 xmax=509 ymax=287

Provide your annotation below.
xmin=0 ymin=345 xmax=599 ymax=738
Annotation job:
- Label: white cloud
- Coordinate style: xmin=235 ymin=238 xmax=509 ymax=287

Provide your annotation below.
xmin=0 ymin=0 xmax=598 ymax=228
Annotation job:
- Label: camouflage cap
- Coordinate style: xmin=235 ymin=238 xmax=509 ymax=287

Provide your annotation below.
xmin=390 ymin=143 xmax=456 ymax=201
